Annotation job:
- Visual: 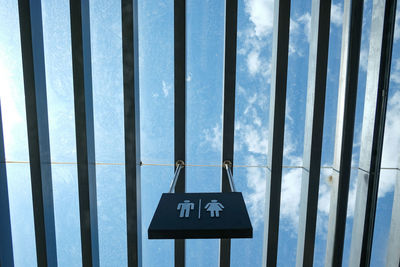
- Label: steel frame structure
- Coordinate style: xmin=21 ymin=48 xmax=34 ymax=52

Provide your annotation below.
xmin=18 ymin=0 xmax=57 ymax=265
xmin=296 ymin=0 xmax=331 ymax=266
xmin=69 ymin=0 xmax=100 ymax=266
xmin=1 ymin=0 xmax=398 ymax=266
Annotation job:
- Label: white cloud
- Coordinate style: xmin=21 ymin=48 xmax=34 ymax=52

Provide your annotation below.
xmin=379 ymin=90 xmax=400 ymax=197
xmin=240 ymin=0 xmax=274 ymax=77
xmin=318 ymin=172 xmax=332 ymax=215
xmin=296 ymin=3 xmax=341 ymax=44
xmin=0 ymin=59 xmax=24 ymax=153
xmin=202 ymin=124 xmax=222 ymax=151
xmin=280 ymin=164 xmax=302 ymax=226
xmin=391 ymin=58 xmax=400 ymax=85
xmin=242 ymin=124 xmax=268 ymax=154
xmin=186 ymin=72 xmax=192 ymax=82
xmin=161 ymin=80 xmax=170 ymax=97
xmin=244 ymin=155 xmax=267 ymax=226
xmin=330 ymin=3 xmax=343 ymax=27
xmin=247 ymin=50 xmax=261 ymax=76
xmin=298 ymin=13 xmax=311 ymax=42
xmin=244 ymin=0 xmax=275 ymax=38
xmin=288 ymin=43 xmax=297 ymax=55
xmin=290 ymin=18 xmax=300 ymax=35
xmin=394 ymin=10 xmax=400 ymax=42
xmin=359 ymin=48 xmax=368 ymax=72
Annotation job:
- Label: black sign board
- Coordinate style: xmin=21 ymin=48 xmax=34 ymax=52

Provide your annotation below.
xmin=148 ymin=192 xmax=252 ymax=239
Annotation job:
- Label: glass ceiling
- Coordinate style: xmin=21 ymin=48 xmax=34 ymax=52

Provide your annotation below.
xmin=1 ymin=0 xmax=400 ymax=266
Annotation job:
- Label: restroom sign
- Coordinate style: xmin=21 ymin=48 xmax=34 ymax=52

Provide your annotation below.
xmin=148 ymin=192 xmax=253 ymax=239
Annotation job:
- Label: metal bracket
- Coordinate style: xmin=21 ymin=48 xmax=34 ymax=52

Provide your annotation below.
xmin=223 ymin=160 xmax=236 ymax=192
xmin=169 ymin=160 xmax=185 ymax=193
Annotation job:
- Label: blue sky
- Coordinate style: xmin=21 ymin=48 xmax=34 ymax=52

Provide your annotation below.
xmin=1 ymin=0 xmax=400 ymax=266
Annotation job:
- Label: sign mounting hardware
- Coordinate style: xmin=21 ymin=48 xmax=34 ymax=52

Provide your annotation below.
xmin=148 ymin=161 xmax=253 ymax=239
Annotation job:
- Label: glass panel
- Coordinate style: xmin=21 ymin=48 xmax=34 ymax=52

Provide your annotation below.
xmin=185 ymin=0 xmax=224 ymax=265
xmin=41 ymin=0 xmax=77 ymax=163
xmin=321 ymin=0 xmax=344 ymax=166
xmin=231 ymin=166 xmax=266 ymax=266
xmin=231 ymin=0 xmax=270 ymax=263
xmin=52 ymin=164 xmax=82 ymax=267
xmin=141 ymin=165 xmax=174 ymax=266
xmin=341 ymin=168 xmax=358 ymax=266
xmin=7 ymin=163 xmax=37 ymax=267
xmin=351 ymin=0 xmax=373 ymax=169
xmin=379 ymin=0 xmax=400 ymax=172
xmin=315 ymin=1 xmax=344 ymax=264
xmin=277 ymin=167 xmax=302 ymax=266
xmin=1 ymin=2 xmax=37 ymax=265
xmin=277 ymin=0 xmax=312 ymax=264
xmin=370 ymin=170 xmax=396 ymax=266
xmin=282 ymin=0 xmax=311 ymax=167
xmin=0 ymin=0 xmax=29 ymax=162
xmin=313 ymin=168 xmax=334 ymax=266
xmin=97 ymin=164 xmax=127 ymax=266
xmin=371 ymin=24 xmax=400 ymax=262
xmin=186 ymin=0 xmax=224 ymax=167
xmin=90 ymin=0 xmax=124 ymax=163
xmin=138 ymin=0 xmax=175 ymax=265
xmin=138 ymin=0 xmax=174 ymax=164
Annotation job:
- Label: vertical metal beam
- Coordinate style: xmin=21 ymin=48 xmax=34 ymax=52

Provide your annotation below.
xmin=174 ymin=0 xmax=186 ymax=266
xmin=219 ymin=1 xmax=238 ymax=267
xmin=262 ymin=0 xmax=291 ymax=266
xmin=349 ymin=0 xmax=397 ymax=266
xmin=295 ymin=0 xmax=331 ymax=266
xmin=69 ymin=0 xmax=100 ymax=266
xmin=0 ymin=104 xmax=14 ymax=266
xmin=325 ymin=0 xmax=364 ymax=266
xmin=386 ymin=166 xmax=400 ymax=267
xmin=18 ymin=0 xmax=58 ymax=265
xmin=122 ymin=0 xmax=142 ymax=266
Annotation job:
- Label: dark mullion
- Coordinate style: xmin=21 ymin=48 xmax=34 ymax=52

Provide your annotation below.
xmin=69 ymin=0 xmax=100 ymax=266
xmin=262 ymin=0 xmax=291 ymax=266
xmin=17 ymin=0 xmax=57 ymax=266
xmin=349 ymin=0 xmax=397 ymax=266
xmin=174 ymin=0 xmax=186 ymax=266
xmin=324 ymin=0 xmax=364 ymax=266
xmin=219 ymin=0 xmax=238 ymax=266
xmin=295 ymin=0 xmax=331 ymax=266
xmin=0 ymin=103 xmax=14 ymax=266
xmin=122 ymin=0 xmax=142 ymax=266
